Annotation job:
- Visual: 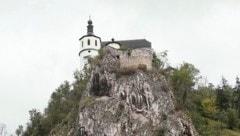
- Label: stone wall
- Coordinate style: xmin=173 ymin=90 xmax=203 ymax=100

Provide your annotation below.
xmin=119 ymin=48 xmax=153 ymax=71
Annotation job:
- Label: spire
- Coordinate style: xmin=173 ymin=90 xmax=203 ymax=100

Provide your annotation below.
xmin=87 ymin=16 xmax=93 ymax=35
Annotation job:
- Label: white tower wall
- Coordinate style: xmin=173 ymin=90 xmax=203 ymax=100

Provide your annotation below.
xmin=79 ymin=36 xmax=101 ymax=71
xmin=79 ymin=19 xmax=101 ymax=72
xmin=80 ymin=36 xmax=101 ymax=51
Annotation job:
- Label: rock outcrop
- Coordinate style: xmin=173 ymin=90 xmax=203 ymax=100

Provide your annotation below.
xmin=74 ymin=47 xmax=198 ymax=136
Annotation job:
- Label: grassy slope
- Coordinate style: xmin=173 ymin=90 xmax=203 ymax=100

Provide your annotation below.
xmin=207 ymin=118 xmax=240 ymax=136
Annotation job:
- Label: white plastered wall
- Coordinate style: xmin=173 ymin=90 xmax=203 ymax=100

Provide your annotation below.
xmin=106 ymin=43 xmax=120 ymax=49
xmin=79 ymin=36 xmax=101 ymax=71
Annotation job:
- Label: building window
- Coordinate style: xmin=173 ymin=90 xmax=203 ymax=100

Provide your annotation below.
xmin=95 ymin=40 xmax=97 ymax=46
xmin=82 ymin=41 xmax=83 ymax=47
xmin=88 ymin=39 xmax=90 ymax=45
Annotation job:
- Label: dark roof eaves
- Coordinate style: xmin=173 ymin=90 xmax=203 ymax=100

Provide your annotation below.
xmin=101 ymin=39 xmax=151 ymax=49
xmin=79 ymin=34 xmax=101 ymax=41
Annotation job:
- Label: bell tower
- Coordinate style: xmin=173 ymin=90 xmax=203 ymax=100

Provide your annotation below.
xmin=79 ymin=18 xmax=101 ymax=71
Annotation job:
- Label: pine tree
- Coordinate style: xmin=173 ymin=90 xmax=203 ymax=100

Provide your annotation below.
xmin=235 ymin=77 xmax=240 ymax=117
xmin=15 ymin=125 xmax=23 ymax=136
xmin=216 ymin=77 xmax=231 ymax=111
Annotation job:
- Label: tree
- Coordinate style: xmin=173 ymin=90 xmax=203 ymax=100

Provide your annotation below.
xmin=21 ymin=65 xmax=90 ymax=135
xmin=201 ymin=97 xmax=218 ymax=117
xmin=152 ymin=52 xmax=161 ymax=70
xmin=170 ymin=62 xmax=199 ymax=106
xmin=216 ymin=77 xmax=232 ymax=111
xmin=234 ymin=76 xmax=240 ymax=117
xmin=22 ymin=109 xmax=46 ymax=136
xmin=15 ymin=125 xmax=23 ymax=136
xmin=152 ymin=51 xmax=172 ymax=77
xmin=45 ymin=81 xmax=71 ymax=126
xmin=22 ymin=80 xmax=78 ymax=135
xmin=226 ymin=108 xmax=238 ymax=129
xmin=216 ymin=87 xmax=228 ymax=111
xmin=218 ymin=110 xmax=227 ymax=135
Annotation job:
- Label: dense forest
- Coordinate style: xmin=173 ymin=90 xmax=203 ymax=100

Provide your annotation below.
xmin=15 ymin=50 xmax=240 ymax=136
xmin=154 ymin=51 xmax=240 ymax=136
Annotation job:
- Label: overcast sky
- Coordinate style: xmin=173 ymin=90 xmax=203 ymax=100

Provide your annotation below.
xmin=1 ymin=0 xmax=240 ymax=134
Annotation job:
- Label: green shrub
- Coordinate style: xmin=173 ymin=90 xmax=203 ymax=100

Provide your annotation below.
xmin=80 ymin=96 xmax=95 ymax=110
xmin=152 ymin=52 xmax=161 ymax=69
xmin=162 ymin=113 xmax=167 ymax=120
xmin=118 ymin=46 xmax=129 ymax=51
xmin=187 ymin=111 xmax=217 ymax=136
xmin=138 ymin=64 xmax=147 ymax=72
xmin=153 ymin=127 xmax=166 ymax=136
xmin=127 ymin=49 xmax=132 ymax=56
xmin=226 ymin=108 xmax=238 ymax=129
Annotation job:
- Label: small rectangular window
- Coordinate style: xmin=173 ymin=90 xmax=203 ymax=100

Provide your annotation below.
xmin=88 ymin=39 xmax=90 ymax=45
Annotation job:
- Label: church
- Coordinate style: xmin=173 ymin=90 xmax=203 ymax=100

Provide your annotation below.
xmin=78 ymin=19 xmax=152 ymax=70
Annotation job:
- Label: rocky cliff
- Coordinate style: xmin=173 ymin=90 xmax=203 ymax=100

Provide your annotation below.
xmin=66 ymin=47 xmax=198 ymax=136
xmin=48 ymin=47 xmax=198 ymax=136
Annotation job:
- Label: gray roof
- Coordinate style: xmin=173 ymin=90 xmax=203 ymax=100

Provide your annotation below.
xmin=101 ymin=39 xmax=151 ymax=49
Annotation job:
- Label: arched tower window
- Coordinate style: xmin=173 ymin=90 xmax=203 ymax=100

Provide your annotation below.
xmin=82 ymin=41 xmax=83 ymax=47
xmin=95 ymin=40 xmax=97 ymax=46
xmin=88 ymin=39 xmax=90 ymax=45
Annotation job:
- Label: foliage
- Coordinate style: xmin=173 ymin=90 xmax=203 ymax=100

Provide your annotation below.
xmin=207 ymin=118 xmax=240 ymax=136
xmin=152 ymin=52 xmax=160 ymax=68
xmin=153 ymin=127 xmax=166 ymax=136
xmin=137 ymin=64 xmax=147 ymax=72
xmin=201 ymin=97 xmax=219 ymax=117
xmin=15 ymin=125 xmax=23 ymax=136
xmin=187 ymin=111 xmax=214 ymax=136
xmin=234 ymin=77 xmax=240 ymax=118
xmin=22 ymin=109 xmax=46 ymax=136
xmin=226 ymin=108 xmax=239 ymax=129
xmin=118 ymin=46 xmax=132 ymax=56
xmin=152 ymin=51 xmax=169 ymax=70
xmin=162 ymin=113 xmax=167 ymax=120
xmin=170 ymin=62 xmax=199 ymax=106
xmin=88 ymin=49 xmax=104 ymax=66
xmin=216 ymin=77 xmax=233 ymax=111
xmin=79 ymin=96 xmax=95 ymax=110
xmin=127 ymin=49 xmax=132 ymax=56
xmin=118 ymin=46 xmax=129 ymax=51
xmin=97 ymin=48 xmax=104 ymax=60
xmin=154 ymin=56 xmax=240 ymax=135
xmin=20 ymin=65 xmax=91 ymax=135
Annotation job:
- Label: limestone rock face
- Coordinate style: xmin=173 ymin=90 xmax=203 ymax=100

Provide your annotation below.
xmin=76 ymin=47 xmax=198 ymax=136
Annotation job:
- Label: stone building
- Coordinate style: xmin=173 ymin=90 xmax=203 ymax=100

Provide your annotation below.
xmin=79 ymin=19 xmax=152 ymax=71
